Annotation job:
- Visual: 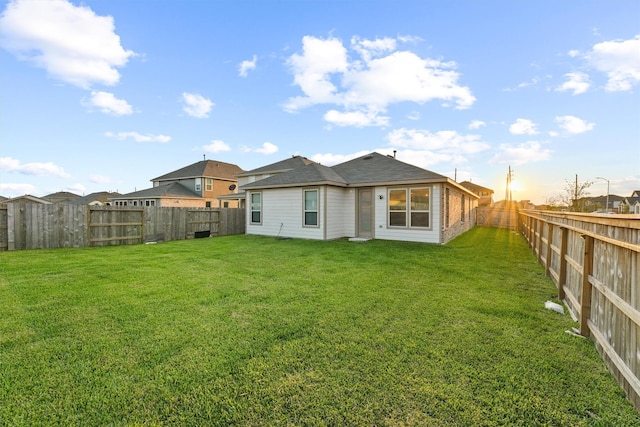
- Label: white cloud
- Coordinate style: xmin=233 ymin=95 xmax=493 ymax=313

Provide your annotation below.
xmin=284 ymin=35 xmax=475 ymax=127
xmin=388 ymin=128 xmax=490 ymax=156
xmin=509 ymin=118 xmax=538 ymax=135
xmin=89 ymin=174 xmax=113 ymax=184
xmin=324 ymin=109 xmax=390 ymax=127
xmin=556 ymin=72 xmax=590 ymax=95
xmin=0 ymin=156 xmax=71 ymax=178
xmin=84 ymin=91 xmax=133 ymax=115
xmin=105 ymin=131 xmax=171 ymax=143
xmin=203 ymin=140 xmax=231 ymax=153
xmin=0 ymin=182 xmax=37 ymax=196
xmin=554 ymin=115 xmax=595 ymax=134
xmin=0 ymin=0 xmax=134 ymax=88
xmin=310 ymin=150 xmax=374 ymax=166
xmin=182 ymin=92 xmax=214 ymax=118
xmin=586 ymin=35 xmax=640 ymax=91
xmin=568 ymin=50 xmax=581 ymax=58
xmin=311 ymin=147 xmax=469 ymax=170
xmin=468 ymin=120 xmax=486 ymax=130
xmin=490 ymin=141 xmax=552 ymax=165
xmin=285 ymin=35 xmax=349 ymax=111
xmin=242 ymin=142 xmax=279 ymax=155
xmin=239 ymin=55 xmax=257 ymax=77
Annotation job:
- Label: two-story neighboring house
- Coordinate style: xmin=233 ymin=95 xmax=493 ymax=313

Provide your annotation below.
xmin=458 ymin=181 xmax=494 ymax=206
xmin=217 ymin=155 xmax=316 ymax=208
xmin=110 ymin=159 xmax=244 ymax=208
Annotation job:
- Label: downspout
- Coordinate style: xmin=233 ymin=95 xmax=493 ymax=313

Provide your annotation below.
xmin=440 ymin=183 xmax=445 ymax=244
xmin=323 ymin=186 xmax=328 ymax=240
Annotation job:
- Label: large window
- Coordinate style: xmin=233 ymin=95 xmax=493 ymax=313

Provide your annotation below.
xmin=389 ymin=189 xmax=407 ymax=226
xmin=206 ymin=178 xmax=213 ymax=191
xmin=250 ymin=192 xmax=262 ymax=224
xmin=388 ymin=187 xmax=430 ymax=228
xmin=303 ymin=189 xmax=318 ymax=227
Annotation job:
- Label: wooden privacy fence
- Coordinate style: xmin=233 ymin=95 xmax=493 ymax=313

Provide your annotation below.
xmin=519 ymin=210 xmax=640 ymax=410
xmin=0 ymin=204 xmax=245 ymax=250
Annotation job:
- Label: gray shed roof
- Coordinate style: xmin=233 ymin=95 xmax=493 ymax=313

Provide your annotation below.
xmin=237 ymin=155 xmax=316 ymax=177
xmin=111 ymin=182 xmax=200 ymax=199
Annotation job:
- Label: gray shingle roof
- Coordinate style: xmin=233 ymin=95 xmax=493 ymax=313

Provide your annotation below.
xmin=241 ymin=152 xmax=463 ymax=191
xmin=242 ymin=163 xmax=348 ymax=189
xmin=237 ymin=156 xmax=316 ymax=177
xmin=111 ymin=183 xmax=199 ymax=199
xmin=332 ymin=152 xmax=446 ymax=184
xmin=152 ymin=160 xmax=243 ymax=182
xmin=71 ymin=191 xmax=122 ymax=204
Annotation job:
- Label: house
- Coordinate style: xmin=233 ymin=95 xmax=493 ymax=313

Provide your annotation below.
xmin=587 ymin=194 xmax=624 ymax=212
xmin=71 ymin=191 xmax=121 ymax=206
xmin=219 ymin=156 xmax=317 ymax=208
xmin=110 ymin=159 xmax=243 ymax=207
xmin=458 ymin=181 xmax=494 ymax=206
xmin=240 ymin=152 xmax=479 ymax=244
xmin=0 ymin=194 xmax=52 ymax=205
xmin=620 ymin=190 xmax=640 ymax=214
xmin=43 ymin=191 xmax=81 ymax=204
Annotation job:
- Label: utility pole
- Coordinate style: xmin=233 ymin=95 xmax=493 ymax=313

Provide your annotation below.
xmin=505 ymin=166 xmax=513 ymax=202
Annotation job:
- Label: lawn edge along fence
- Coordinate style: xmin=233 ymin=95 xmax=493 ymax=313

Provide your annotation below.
xmin=0 ymin=203 xmax=245 ymax=250
xmin=519 ymin=210 xmax=640 ymax=411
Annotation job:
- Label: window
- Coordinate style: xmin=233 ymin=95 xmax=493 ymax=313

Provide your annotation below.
xmin=389 ymin=189 xmax=407 ymax=226
xmin=250 ymin=192 xmax=262 ymax=224
xmin=388 ymin=187 xmax=430 ymax=228
xmin=195 ymin=178 xmax=202 ymax=192
xmin=206 ymin=178 xmax=213 ymax=191
xmin=304 ymin=189 xmax=318 ymax=227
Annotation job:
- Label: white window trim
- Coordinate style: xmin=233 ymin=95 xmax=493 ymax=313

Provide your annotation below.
xmin=303 ymin=188 xmax=320 ymax=228
xmin=250 ymin=192 xmax=262 ymax=225
xmin=387 ymin=186 xmax=432 ymax=230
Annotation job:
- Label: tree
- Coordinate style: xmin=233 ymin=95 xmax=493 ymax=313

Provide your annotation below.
xmin=552 ymin=175 xmax=593 ymax=212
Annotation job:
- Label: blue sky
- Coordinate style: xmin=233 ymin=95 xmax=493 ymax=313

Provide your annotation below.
xmin=1 ymin=0 xmax=638 ymax=204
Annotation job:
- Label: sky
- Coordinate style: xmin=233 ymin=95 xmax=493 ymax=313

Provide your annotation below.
xmin=1 ymin=0 xmax=639 ymax=205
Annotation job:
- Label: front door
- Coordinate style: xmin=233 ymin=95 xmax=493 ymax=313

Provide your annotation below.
xmin=357 ymin=188 xmax=374 ymax=238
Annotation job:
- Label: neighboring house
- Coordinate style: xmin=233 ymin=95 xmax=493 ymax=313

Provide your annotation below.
xmin=71 ymin=191 xmax=121 ymax=206
xmin=587 ymin=194 xmax=624 ymax=212
xmin=43 ymin=191 xmax=81 ymax=204
xmin=459 ymin=181 xmax=494 ymax=206
xmin=241 ymin=152 xmax=479 ymax=244
xmin=219 ymin=156 xmax=317 ymax=208
xmin=620 ymin=191 xmax=640 ymax=214
xmin=0 ymin=195 xmax=52 ymax=205
xmin=110 ymin=159 xmax=243 ymax=207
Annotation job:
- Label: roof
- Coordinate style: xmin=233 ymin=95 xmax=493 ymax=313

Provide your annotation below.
xmin=332 ymin=152 xmax=446 ymax=184
xmin=1 ymin=194 xmax=52 ymax=204
xmin=237 ymin=155 xmax=316 ymax=177
xmin=71 ymin=191 xmax=122 ymax=204
xmin=242 ymin=152 xmax=478 ymax=198
xmin=152 ymin=160 xmax=243 ymax=182
xmin=110 ymin=182 xmax=200 ymax=199
xmin=458 ymin=181 xmax=494 ymax=195
xmin=43 ymin=191 xmax=81 ymax=202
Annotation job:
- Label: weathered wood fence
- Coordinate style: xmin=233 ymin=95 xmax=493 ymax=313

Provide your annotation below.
xmin=0 ymin=204 xmax=245 ymax=251
xmin=519 ymin=210 xmax=640 ymax=410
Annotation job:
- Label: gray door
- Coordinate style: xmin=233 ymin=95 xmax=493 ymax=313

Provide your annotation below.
xmin=358 ymin=188 xmax=374 ymax=238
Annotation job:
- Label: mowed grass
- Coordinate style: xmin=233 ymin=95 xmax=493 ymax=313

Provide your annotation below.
xmin=1 ymin=228 xmax=638 ymax=426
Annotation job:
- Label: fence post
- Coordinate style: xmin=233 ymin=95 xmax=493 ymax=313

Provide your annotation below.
xmin=545 ymin=223 xmax=553 ymax=276
xmin=580 ymin=234 xmax=595 ymax=337
xmin=558 ymin=227 xmax=568 ymax=300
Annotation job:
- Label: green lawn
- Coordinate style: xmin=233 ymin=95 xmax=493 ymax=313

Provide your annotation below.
xmin=1 ymin=227 xmax=638 ymax=426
